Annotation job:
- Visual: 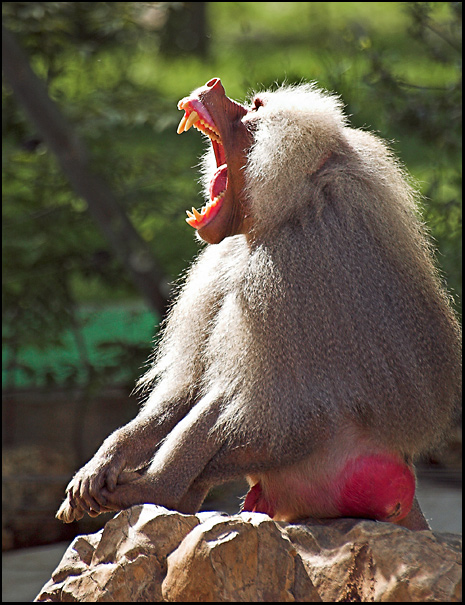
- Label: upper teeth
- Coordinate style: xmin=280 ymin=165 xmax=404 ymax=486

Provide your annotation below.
xmin=177 ymin=111 xmax=221 ymax=143
xmin=195 ymin=121 xmax=221 ymax=142
xmin=177 ymin=110 xmax=199 ymax=134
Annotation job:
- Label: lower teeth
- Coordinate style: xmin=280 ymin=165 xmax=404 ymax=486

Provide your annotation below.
xmin=185 ymin=190 xmax=225 ymax=225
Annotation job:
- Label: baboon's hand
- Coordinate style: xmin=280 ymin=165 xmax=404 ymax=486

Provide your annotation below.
xmin=56 ymin=450 xmax=130 ymax=523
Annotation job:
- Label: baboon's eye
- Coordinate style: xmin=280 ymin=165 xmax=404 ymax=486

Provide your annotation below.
xmin=252 ymin=97 xmax=264 ymax=111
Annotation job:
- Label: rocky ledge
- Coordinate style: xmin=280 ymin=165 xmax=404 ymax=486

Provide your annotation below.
xmin=35 ymin=504 xmax=461 ymax=602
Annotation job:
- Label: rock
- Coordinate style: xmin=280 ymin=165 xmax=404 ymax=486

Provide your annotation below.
xmin=285 ymin=519 xmax=462 ymax=602
xmin=163 ymin=512 xmax=319 ymax=602
xmin=36 ymin=505 xmax=199 ymax=602
xmin=35 ymin=505 xmax=462 ymax=602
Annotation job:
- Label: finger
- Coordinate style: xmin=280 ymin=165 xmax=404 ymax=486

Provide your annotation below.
xmin=56 ymin=499 xmax=70 ymax=521
xmin=106 ymin=459 xmax=126 ymax=492
xmin=72 ymin=506 xmax=85 ymax=522
xmin=88 ymin=503 xmax=114 ymax=517
xmin=56 ymin=499 xmax=84 ymax=523
xmin=79 ymin=485 xmax=106 ymax=513
xmin=61 ymin=491 xmax=78 ymax=516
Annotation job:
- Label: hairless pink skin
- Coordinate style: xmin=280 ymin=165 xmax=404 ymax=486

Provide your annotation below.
xmin=243 ymin=482 xmax=276 ymax=518
xmin=243 ymin=454 xmax=416 ymax=526
xmin=337 ymin=455 xmax=415 ymax=521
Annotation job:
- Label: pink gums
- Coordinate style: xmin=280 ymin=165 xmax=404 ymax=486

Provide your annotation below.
xmin=242 ymin=454 xmax=415 ymax=523
xmin=177 ymin=98 xmax=215 ymax=129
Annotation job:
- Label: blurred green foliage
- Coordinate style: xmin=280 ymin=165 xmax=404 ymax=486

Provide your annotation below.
xmin=2 ymin=2 xmax=462 ymax=389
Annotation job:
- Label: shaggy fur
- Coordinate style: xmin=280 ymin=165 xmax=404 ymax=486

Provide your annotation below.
xmin=141 ymin=83 xmax=461 ymax=464
xmin=57 ymin=82 xmax=461 ymax=524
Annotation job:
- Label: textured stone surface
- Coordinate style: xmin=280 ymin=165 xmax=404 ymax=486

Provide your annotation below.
xmin=162 ymin=512 xmax=320 ymax=602
xmin=35 ymin=505 xmax=462 ymax=602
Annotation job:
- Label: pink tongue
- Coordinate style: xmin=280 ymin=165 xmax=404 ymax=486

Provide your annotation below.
xmin=209 ymin=164 xmax=228 ymax=201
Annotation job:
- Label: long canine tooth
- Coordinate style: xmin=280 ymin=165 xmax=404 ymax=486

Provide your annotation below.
xmin=192 ymin=207 xmax=202 ymax=221
xmin=177 ymin=113 xmax=188 ymax=134
xmin=184 ymin=111 xmax=199 ymax=131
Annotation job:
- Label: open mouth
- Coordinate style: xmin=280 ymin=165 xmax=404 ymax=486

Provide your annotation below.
xmin=177 ymin=98 xmax=227 ymax=230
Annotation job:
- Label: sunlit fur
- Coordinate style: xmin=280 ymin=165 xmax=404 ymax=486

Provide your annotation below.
xmin=58 ymin=82 xmax=461 ymax=525
xmin=139 ymin=83 xmax=461 ymax=473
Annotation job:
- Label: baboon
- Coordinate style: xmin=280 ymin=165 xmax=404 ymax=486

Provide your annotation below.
xmin=57 ymin=78 xmax=461 ymax=530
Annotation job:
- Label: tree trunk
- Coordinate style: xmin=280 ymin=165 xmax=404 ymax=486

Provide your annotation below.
xmin=2 ymin=25 xmax=168 ymax=317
